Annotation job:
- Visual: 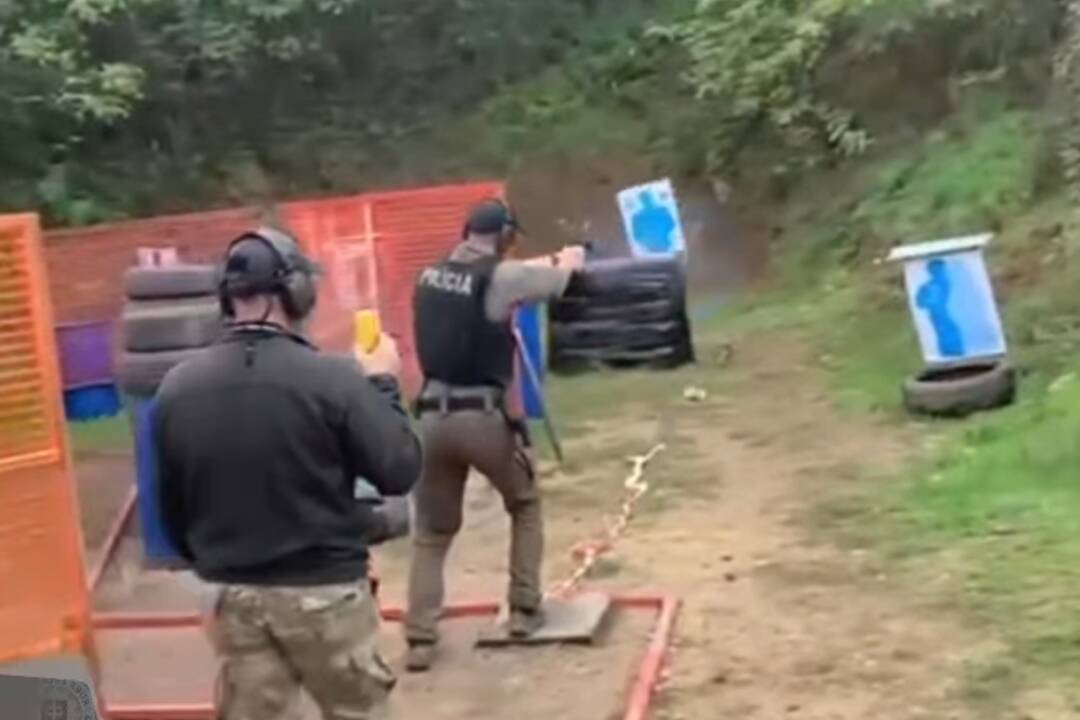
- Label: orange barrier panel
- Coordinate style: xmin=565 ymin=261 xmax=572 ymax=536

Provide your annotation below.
xmin=0 ymin=213 xmax=94 ymax=666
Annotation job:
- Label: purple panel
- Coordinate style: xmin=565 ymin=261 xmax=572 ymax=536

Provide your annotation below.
xmin=56 ymin=321 xmax=115 ymax=388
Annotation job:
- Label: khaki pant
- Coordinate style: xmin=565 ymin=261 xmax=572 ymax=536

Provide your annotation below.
xmin=209 ymin=582 xmax=394 ymax=720
xmin=405 ymin=409 xmax=542 ymax=644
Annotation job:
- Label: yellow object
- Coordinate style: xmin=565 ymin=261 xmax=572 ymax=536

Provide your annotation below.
xmin=354 ymin=309 xmax=381 ymax=353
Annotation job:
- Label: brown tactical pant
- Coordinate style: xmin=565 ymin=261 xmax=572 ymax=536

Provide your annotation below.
xmin=209 ymin=582 xmax=394 ymax=720
xmin=405 ymin=409 xmax=542 ymax=644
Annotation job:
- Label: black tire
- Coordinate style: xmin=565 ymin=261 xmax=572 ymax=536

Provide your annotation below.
xmin=122 ymin=298 xmax=224 ymax=352
xmin=550 ymin=320 xmax=685 ymax=352
xmin=550 ymin=342 xmax=693 ymax=372
xmin=118 ymin=348 xmax=207 ymax=397
xmin=575 ymin=284 xmax=680 ymax=307
xmin=902 ymin=361 xmax=1016 ymax=418
xmin=549 ymin=297 xmax=681 ymax=324
xmin=124 ymin=265 xmax=219 ymax=301
xmin=567 ymin=258 xmax=686 ymax=301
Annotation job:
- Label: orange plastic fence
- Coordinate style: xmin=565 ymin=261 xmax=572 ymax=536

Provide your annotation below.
xmin=0 ymin=213 xmax=93 ymax=666
xmin=44 ymin=207 xmax=261 ymax=323
xmin=41 ymin=181 xmax=513 ymax=399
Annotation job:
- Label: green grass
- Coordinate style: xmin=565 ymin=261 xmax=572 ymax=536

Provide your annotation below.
xmin=68 ymin=415 xmax=132 ymax=456
xmin=854 ymin=110 xmax=1038 ymax=243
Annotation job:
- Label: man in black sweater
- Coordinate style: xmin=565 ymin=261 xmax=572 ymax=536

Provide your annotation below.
xmin=155 ymin=227 xmax=421 ymax=720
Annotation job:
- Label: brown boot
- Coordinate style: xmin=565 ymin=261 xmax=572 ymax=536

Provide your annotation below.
xmin=405 ymin=642 xmax=436 ymax=673
xmin=508 ymin=607 xmax=545 ymax=639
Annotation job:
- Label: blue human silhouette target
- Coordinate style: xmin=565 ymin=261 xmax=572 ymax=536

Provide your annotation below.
xmin=903 ymin=250 xmax=1006 ymax=363
xmin=617 ymin=179 xmax=686 ymax=258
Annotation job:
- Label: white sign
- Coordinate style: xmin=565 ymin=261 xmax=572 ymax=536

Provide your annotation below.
xmin=136 ymin=247 xmax=178 ymax=267
xmin=617 ymin=179 xmax=686 ymax=258
xmin=897 ymin=246 xmax=1007 ymax=365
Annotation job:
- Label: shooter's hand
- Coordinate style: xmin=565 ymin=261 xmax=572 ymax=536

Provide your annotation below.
xmin=355 ymin=333 xmax=401 ymax=378
xmin=554 ymin=245 xmax=586 ymax=271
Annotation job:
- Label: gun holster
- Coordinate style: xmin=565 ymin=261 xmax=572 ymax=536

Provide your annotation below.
xmin=504 ymin=414 xmax=532 ymax=448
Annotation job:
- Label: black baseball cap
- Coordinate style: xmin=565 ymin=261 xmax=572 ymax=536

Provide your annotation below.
xmin=464 ymin=199 xmax=524 ymax=235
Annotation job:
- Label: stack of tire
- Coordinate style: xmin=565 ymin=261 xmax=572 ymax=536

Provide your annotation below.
xmin=548 ymin=256 xmax=694 ymax=373
xmin=118 ymin=265 xmax=223 ymax=398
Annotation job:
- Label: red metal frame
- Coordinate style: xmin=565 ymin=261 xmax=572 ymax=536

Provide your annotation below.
xmin=94 ymin=594 xmax=679 ymax=720
xmin=88 ymin=486 xmax=137 ymax=592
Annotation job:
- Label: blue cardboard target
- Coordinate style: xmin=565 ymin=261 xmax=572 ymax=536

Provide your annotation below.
xmin=902 ymin=250 xmax=1006 ymax=364
xmin=617 ymin=179 xmax=686 ymax=258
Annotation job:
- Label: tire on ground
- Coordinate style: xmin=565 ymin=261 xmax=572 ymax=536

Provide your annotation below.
xmin=118 ymin=348 xmax=206 ymax=397
xmin=124 ymin=265 xmax=218 ymax=301
xmin=123 ymin=297 xmax=224 ymax=352
xmin=902 ymin=361 xmax=1016 ymax=418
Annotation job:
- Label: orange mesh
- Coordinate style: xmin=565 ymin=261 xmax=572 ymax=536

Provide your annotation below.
xmin=0 ymin=214 xmax=91 ymax=666
xmin=282 ymin=182 xmax=512 ymax=400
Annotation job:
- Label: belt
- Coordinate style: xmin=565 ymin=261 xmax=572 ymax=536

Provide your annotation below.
xmin=414 ymin=392 xmax=502 ymax=416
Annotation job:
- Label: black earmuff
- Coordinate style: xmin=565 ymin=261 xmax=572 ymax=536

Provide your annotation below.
xmin=218 ymin=226 xmax=318 ymax=321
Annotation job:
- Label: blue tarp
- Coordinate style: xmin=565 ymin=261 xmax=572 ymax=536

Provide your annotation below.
xmin=129 ymin=395 xmax=185 ymax=565
xmin=515 ymin=303 xmax=545 ymax=420
xmin=63 ymin=383 xmax=121 ymax=421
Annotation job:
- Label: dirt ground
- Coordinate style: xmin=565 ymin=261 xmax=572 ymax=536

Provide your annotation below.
xmin=82 ymin=330 xmax=1016 ymax=719
xmin=602 ymin=335 xmax=997 ymax=720
xmin=74 ymin=449 xmax=135 ymax=573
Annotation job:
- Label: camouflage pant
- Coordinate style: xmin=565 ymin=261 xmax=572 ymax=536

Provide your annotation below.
xmin=208 ymin=581 xmax=395 ymax=720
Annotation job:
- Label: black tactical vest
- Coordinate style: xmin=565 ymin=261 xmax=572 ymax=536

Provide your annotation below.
xmin=413 ymin=254 xmax=515 ymax=388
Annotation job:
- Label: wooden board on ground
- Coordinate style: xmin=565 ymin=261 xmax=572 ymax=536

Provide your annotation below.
xmin=476 ymin=592 xmax=612 ymax=647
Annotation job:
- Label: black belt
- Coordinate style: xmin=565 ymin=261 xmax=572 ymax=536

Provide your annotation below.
xmin=414 ymin=395 xmax=501 ymax=415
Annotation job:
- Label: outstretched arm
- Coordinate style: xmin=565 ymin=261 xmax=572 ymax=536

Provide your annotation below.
xmin=485 ymin=246 xmax=586 ymax=322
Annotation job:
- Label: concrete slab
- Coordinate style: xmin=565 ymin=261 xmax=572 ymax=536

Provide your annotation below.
xmin=475 ymin=592 xmax=613 ymax=648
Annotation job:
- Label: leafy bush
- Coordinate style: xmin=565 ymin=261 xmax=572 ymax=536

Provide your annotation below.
xmin=655 ymin=0 xmax=1058 ymax=175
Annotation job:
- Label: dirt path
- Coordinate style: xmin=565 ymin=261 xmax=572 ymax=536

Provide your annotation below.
xmin=92 ymin=331 xmax=1006 ymax=719
xmin=592 ymin=334 xmax=1000 ymax=720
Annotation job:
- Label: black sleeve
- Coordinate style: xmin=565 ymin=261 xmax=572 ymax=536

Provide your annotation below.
xmin=153 ymin=395 xmax=195 ymax=562
xmin=356 ymin=502 xmax=393 ymax=546
xmin=338 ymin=367 xmax=423 ymax=498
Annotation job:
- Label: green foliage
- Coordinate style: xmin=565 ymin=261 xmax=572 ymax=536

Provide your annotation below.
xmin=660 ymin=0 xmax=874 ymax=171
xmin=0 ymin=0 xmax=671 ymax=224
xmin=1 ymin=0 xmax=144 ymax=123
xmin=655 ymin=0 xmax=1056 ymax=175
xmin=0 ymin=0 xmax=1063 ymax=224
xmin=854 ymin=110 xmax=1038 ymax=244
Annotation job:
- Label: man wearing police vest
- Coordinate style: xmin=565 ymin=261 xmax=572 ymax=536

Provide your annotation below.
xmin=405 ymin=199 xmax=586 ymax=671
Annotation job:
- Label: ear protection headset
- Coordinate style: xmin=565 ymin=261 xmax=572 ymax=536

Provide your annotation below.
xmin=218 ymin=226 xmax=318 ymax=321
